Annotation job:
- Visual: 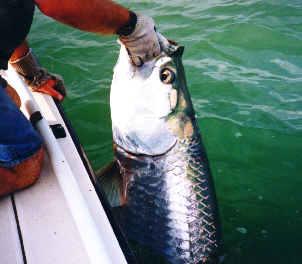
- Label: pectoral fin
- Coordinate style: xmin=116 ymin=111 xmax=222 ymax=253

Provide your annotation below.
xmin=96 ymin=160 xmax=125 ymax=207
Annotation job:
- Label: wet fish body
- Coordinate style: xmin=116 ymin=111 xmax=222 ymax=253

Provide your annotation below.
xmin=106 ymin=36 xmax=221 ymax=263
xmin=115 ymin=135 xmax=219 ymax=263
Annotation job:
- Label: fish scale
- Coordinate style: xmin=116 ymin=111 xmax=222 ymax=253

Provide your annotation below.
xmin=115 ymin=133 xmax=220 ymax=263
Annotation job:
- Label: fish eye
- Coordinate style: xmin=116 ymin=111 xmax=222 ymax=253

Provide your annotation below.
xmin=160 ymin=68 xmax=175 ymax=84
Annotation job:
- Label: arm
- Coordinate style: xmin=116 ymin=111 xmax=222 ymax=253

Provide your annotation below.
xmin=35 ymin=0 xmax=130 ymax=34
xmin=34 ymin=0 xmax=160 ymax=66
xmin=10 ymin=0 xmax=133 ymax=99
xmin=10 ymin=40 xmax=66 ymax=101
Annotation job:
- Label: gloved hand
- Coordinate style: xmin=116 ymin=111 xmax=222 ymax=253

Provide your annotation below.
xmin=9 ymin=49 xmax=66 ymax=101
xmin=119 ymin=13 xmax=161 ymax=67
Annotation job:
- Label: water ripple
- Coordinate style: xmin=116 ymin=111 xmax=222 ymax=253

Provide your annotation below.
xmin=29 ymin=2 xmax=302 ymax=263
xmin=186 ymin=58 xmax=302 ymax=84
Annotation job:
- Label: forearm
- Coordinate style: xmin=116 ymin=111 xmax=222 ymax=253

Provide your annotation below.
xmin=35 ymin=0 xmax=130 ymax=34
xmin=10 ymin=40 xmax=30 ymax=62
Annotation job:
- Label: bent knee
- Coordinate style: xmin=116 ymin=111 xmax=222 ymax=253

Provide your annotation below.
xmin=14 ymin=147 xmax=45 ymax=189
xmin=0 ymin=148 xmax=44 ymax=196
xmin=0 ymin=168 xmax=17 ymax=196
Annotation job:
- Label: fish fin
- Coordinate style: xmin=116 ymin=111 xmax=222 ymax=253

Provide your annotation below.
xmin=96 ymin=160 xmax=125 ymax=207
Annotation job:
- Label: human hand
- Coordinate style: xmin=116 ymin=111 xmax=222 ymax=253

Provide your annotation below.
xmin=10 ymin=49 xmax=66 ymax=101
xmin=28 ymin=69 xmax=66 ymax=102
xmin=119 ymin=13 xmax=161 ymax=67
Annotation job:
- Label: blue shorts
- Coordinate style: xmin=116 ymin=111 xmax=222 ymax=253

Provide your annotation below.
xmin=0 ymin=81 xmax=42 ymax=168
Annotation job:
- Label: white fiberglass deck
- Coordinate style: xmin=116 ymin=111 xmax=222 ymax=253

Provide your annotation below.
xmin=0 ymin=69 xmax=126 ymax=264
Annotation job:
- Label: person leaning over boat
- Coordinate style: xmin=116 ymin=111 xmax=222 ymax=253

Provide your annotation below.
xmin=0 ymin=0 xmax=160 ymax=197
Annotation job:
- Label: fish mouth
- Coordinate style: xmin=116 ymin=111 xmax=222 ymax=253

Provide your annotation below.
xmin=110 ymin=35 xmax=186 ymax=157
xmin=157 ymin=33 xmax=184 ymax=58
xmin=114 ymin=139 xmax=178 ymax=158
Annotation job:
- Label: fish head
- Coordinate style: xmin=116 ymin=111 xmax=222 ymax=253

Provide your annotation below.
xmin=110 ymin=35 xmax=196 ymax=156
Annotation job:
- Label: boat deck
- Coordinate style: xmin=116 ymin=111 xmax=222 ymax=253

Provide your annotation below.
xmin=0 ymin=73 xmax=126 ymax=263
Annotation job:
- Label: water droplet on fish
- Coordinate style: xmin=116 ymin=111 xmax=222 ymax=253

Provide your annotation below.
xmin=236 ymin=227 xmax=248 ymax=234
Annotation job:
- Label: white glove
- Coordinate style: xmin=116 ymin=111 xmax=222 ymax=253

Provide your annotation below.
xmin=119 ymin=14 xmax=161 ymax=66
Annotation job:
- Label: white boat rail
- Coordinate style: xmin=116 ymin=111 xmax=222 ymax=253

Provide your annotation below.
xmin=0 ymin=67 xmax=127 ymax=264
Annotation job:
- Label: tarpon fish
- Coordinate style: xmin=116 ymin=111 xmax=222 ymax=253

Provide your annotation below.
xmin=97 ymin=36 xmax=221 ymax=264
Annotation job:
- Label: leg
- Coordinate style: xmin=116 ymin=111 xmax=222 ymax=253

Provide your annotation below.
xmin=0 ymin=147 xmax=44 ymax=197
xmin=0 ymin=79 xmax=44 ymax=197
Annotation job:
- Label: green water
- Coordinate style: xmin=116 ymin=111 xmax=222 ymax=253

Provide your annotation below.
xmin=29 ymin=1 xmax=302 ymax=263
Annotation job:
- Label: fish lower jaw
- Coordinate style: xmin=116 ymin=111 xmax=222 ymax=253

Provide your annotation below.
xmin=113 ymin=139 xmax=178 ymax=158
